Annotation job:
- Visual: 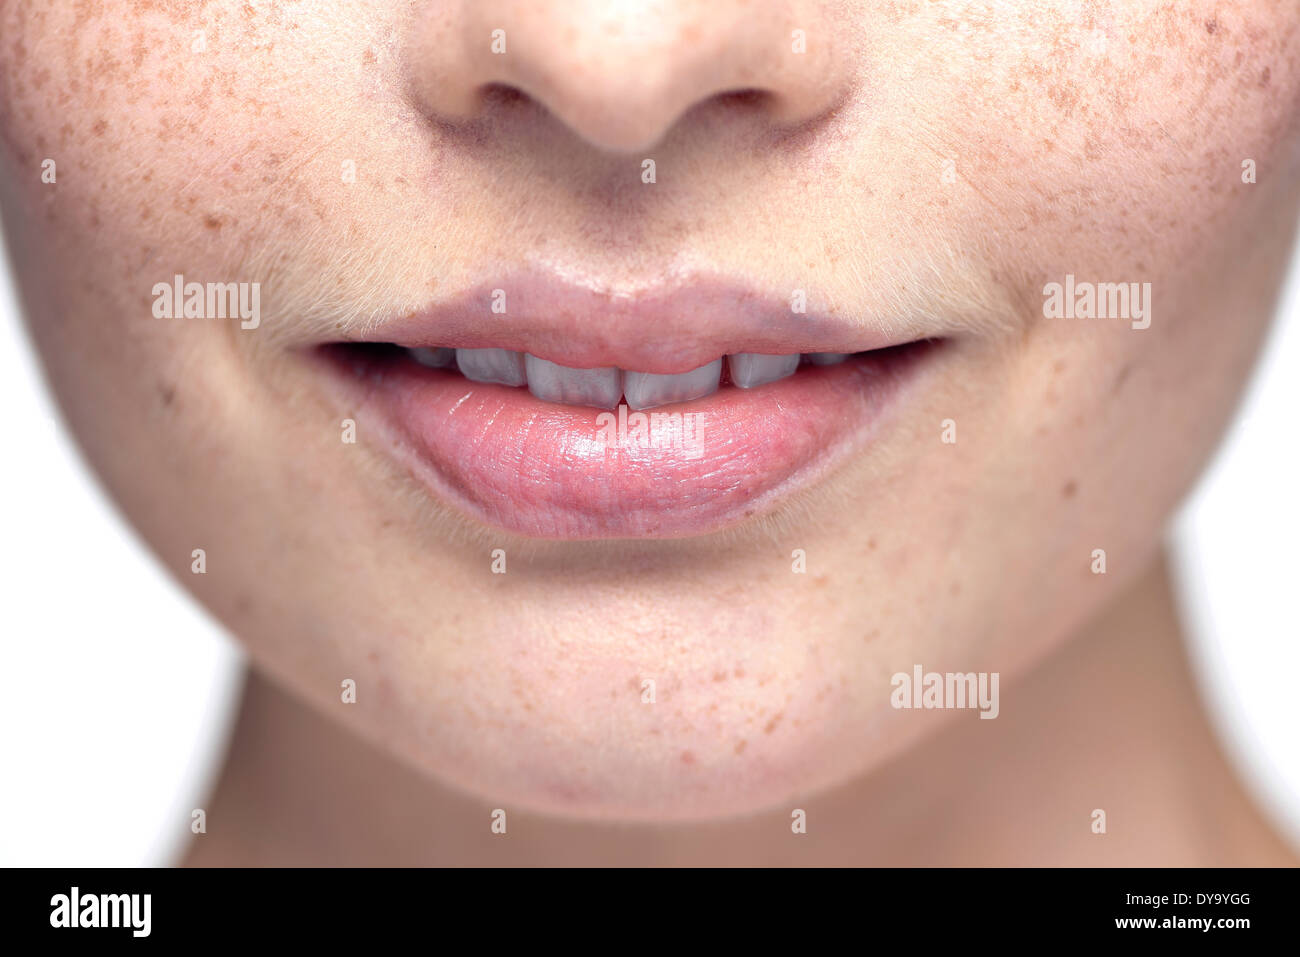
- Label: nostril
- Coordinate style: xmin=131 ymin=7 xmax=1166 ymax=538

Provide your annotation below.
xmin=406 ymin=4 xmax=855 ymax=157
xmin=480 ymin=82 xmax=530 ymax=108
xmin=419 ymin=82 xmax=541 ymax=139
xmin=715 ymin=89 xmax=772 ymax=109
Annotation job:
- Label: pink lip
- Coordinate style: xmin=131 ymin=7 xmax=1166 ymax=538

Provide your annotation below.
xmin=323 ymin=341 xmax=934 ymax=539
xmin=349 ymin=270 xmax=919 ymax=375
xmin=316 ymin=270 xmax=939 ymax=538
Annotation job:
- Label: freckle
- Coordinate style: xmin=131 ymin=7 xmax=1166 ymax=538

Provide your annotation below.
xmin=734 ymin=667 xmax=745 ymax=679
xmin=363 ymin=47 xmax=377 ymax=65
xmin=734 ymin=740 xmax=747 ymax=754
xmin=158 ymin=384 xmax=175 ymax=407
xmin=813 ymin=575 xmax=829 ymax=589
xmin=203 ymin=214 xmax=223 ymax=230
xmin=91 ymin=119 xmax=107 ymax=136
xmin=712 ymin=671 xmax=726 ymax=682
xmin=764 ymin=712 xmax=783 ymax=735
xmin=1204 ymin=18 xmax=1217 ymax=35
xmin=680 ymin=751 xmax=696 ymax=765
xmin=1062 ymin=479 xmax=1078 ymax=499
xmin=949 ymin=581 xmax=961 ymax=596
xmin=868 ymin=538 xmax=877 ymax=551
xmin=1260 ymin=67 xmax=1271 ymax=88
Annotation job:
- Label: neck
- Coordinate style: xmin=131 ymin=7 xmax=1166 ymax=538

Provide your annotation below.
xmin=185 ymin=549 xmax=1295 ymax=865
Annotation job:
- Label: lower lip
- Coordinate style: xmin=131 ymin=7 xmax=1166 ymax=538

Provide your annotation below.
xmin=321 ymin=343 xmax=936 ymax=539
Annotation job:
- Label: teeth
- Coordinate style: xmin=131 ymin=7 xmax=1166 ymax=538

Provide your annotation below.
xmin=623 ymin=359 xmax=723 ymax=411
xmin=524 ymin=355 xmax=623 ymax=409
xmin=416 ymin=347 xmax=850 ymax=407
xmin=455 ymin=348 xmax=527 ymax=386
xmin=805 ymin=352 xmax=850 ymax=366
xmin=410 ymin=347 xmax=456 ymax=369
xmin=728 ymin=353 xmax=800 ymax=389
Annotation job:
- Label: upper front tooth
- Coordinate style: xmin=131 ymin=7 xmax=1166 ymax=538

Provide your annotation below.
xmin=728 ymin=353 xmax=800 ymax=389
xmin=623 ymin=359 xmax=723 ymax=411
xmin=805 ymin=353 xmax=850 ymax=366
xmin=410 ymin=346 xmax=456 ymax=369
xmin=525 ymin=355 xmax=622 ymax=409
xmin=456 ymin=348 xmax=527 ymax=386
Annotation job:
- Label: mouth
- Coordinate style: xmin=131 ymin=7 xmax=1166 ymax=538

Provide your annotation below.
xmin=313 ymin=274 xmax=942 ymax=539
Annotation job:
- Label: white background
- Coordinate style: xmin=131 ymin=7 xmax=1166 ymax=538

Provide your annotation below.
xmin=1 ymin=235 xmax=1297 ymax=866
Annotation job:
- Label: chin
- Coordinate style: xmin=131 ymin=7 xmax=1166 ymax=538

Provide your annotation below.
xmin=354 ymin=658 xmax=902 ymax=822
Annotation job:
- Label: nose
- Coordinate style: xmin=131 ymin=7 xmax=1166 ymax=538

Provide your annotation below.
xmin=406 ymin=1 xmax=854 ymax=153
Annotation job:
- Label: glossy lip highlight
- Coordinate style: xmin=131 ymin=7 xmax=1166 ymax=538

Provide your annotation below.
xmin=322 ymin=339 xmax=936 ymax=539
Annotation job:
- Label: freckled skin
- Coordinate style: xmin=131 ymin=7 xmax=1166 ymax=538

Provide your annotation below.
xmin=1 ymin=0 xmax=1299 ymax=831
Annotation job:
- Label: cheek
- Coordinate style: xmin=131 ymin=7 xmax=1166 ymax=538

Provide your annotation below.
xmin=0 ymin=4 xmax=346 ymax=285
xmin=879 ymin=1 xmax=1300 ymax=296
xmin=924 ymin=1 xmax=1300 ymax=543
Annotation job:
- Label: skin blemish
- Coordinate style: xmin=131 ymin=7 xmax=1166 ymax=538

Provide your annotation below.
xmin=1062 ymin=479 xmax=1078 ymax=499
xmin=1112 ymin=361 xmax=1135 ymax=394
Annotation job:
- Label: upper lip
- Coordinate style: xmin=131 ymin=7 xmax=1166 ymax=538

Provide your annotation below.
xmin=335 ymin=268 xmax=931 ymax=375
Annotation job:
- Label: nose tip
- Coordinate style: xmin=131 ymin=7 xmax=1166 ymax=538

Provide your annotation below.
xmin=407 ymin=2 xmax=852 ymax=153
